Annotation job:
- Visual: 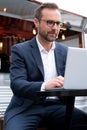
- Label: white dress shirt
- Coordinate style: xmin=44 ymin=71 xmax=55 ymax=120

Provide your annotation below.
xmin=36 ymin=36 xmax=58 ymax=97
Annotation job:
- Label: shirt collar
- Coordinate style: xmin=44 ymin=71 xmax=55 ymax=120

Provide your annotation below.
xmin=36 ymin=36 xmax=55 ymax=53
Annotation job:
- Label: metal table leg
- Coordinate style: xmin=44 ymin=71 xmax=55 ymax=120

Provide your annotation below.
xmin=65 ymin=96 xmax=75 ymax=130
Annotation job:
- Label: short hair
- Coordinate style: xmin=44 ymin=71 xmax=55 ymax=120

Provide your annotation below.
xmin=34 ymin=3 xmax=60 ymax=20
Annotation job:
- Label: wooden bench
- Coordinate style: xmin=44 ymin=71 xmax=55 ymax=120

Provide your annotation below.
xmin=0 ymin=117 xmax=3 ymax=130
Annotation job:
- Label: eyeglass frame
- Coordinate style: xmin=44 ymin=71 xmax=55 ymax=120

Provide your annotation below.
xmin=39 ymin=19 xmax=63 ymax=27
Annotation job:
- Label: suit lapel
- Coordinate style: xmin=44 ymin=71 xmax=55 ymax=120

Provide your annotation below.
xmin=30 ymin=38 xmax=44 ymax=77
xmin=54 ymin=45 xmax=63 ymax=76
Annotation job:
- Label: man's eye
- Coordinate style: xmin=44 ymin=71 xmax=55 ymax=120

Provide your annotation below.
xmin=47 ymin=21 xmax=54 ymax=24
xmin=56 ymin=21 xmax=60 ymax=25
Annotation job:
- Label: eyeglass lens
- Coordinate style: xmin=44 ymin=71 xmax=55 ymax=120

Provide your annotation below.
xmin=47 ymin=20 xmax=62 ymax=26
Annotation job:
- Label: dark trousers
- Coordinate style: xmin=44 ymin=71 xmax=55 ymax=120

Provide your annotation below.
xmin=4 ymin=99 xmax=87 ymax=130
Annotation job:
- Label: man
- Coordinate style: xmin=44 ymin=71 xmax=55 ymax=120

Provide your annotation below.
xmin=4 ymin=2 xmax=87 ymax=130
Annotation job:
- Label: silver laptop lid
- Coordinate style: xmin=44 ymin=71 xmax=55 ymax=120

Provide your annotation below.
xmin=64 ymin=47 xmax=87 ymax=89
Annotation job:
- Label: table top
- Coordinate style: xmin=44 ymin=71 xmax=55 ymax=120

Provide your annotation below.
xmin=37 ymin=88 xmax=87 ymax=97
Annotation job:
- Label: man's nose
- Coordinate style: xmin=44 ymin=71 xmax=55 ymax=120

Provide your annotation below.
xmin=52 ymin=23 xmax=59 ymax=29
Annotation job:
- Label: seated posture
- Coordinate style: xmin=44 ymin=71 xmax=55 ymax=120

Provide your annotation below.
xmin=4 ymin=2 xmax=87 ymax=130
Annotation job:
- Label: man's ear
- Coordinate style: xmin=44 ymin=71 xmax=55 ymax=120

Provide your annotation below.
xmin=34 ymin=18 xmax=39 ymax=28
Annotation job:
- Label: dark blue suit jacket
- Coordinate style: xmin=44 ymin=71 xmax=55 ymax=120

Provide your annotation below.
xmin=4 ymin=37 xmax=68 ymax=123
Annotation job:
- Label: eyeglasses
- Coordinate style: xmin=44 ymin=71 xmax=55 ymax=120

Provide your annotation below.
xmin=40 ymin=19 xmax=63 ymax=27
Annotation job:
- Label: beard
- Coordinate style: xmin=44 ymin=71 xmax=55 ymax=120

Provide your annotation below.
xmin=39 ymin=29 xmax=58 ymax=42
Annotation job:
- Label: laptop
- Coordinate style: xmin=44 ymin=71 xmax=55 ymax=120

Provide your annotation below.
xmin=63 ymin=47 xmax=87 ymax=89
xmin=46 ymin=47 xmax=87 ymax=90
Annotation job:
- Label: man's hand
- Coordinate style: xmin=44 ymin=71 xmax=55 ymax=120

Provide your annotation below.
xmin=45 ymin=75 xmax=64 ymax=89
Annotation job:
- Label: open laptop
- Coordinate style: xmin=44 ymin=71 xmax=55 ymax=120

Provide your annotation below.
xmin=63 ymin=47 xmax=87 ymax=89
xmin=46 ymin=47 xmax=87 ymax=90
